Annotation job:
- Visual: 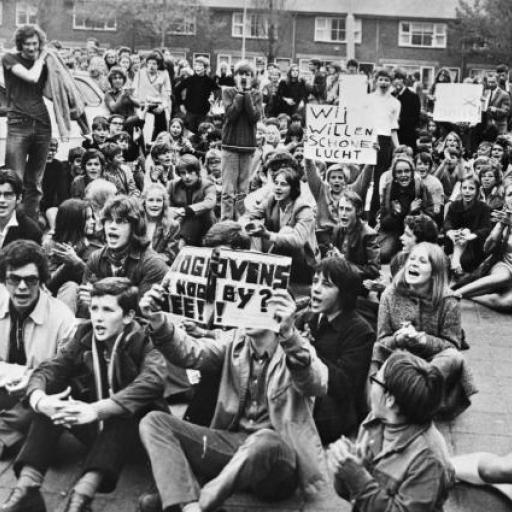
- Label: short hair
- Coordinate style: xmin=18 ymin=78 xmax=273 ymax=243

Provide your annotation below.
xmin=195 ymin=56 xmax=209 ymax=67
xmin=314 ymin=257 xmax=360 ymax=311
xmin=101 ymin=142 xmax=122 ymax=163
xmin=14 ymin=25 xmax=46 ymax=52
xmin=68 ymin=146 xmax=86 ymax=163
xmin=107 ymin=66 xmax=127 ymax=86
xmin=415 ymin=151 xmax=433 ymax=170
xmin=234 ymin=60 xmax=255 ymax=76
xmin=393 ymin=68 xmax=407 ymax=81
xmin=117 ymin=46 xmax=131 ymax=57
xmin=92 ymin=117 xmax=109 ymax=131
xmin=346 ymin=59 xmax=358 ymax=69
xmin=0 ymin=169 xmax=23 ymax=197
xmin=102 ymin=195 xmax=147 ymax=248
xmin=383 ymin=351 xmax=444 ymax=424
xmin=81 ymin=149 xmax=105 ymax=172
xmin=460 ymin=172 xmax=480 ymax=192
xmin=310 ymin=59 xmax=321 ymax=69
xmin=202 ymin=221 xmax=251 ymax=249
xmin=404 ymin=214 xmax=439 ymax=244
xmin=145 ymin=51 xmax=163 ymax=65
xmin=108 ymin=114 xmax=125 ymax=124
xmin=150 ymin=141 xmax=172 ymax=161
xmin=0 ymin=240 xmax=50 ymax=284
xmin=91 ymin=277 xmax=138 ymax=315
xmin=84 ymin=179 xmax=117 ymax=212
xmin=375 ymin=67 xmax=392 ymax=80
xmin=54 ymin=199 xmax=92 ymax=245
xmin=496 ymin=64 xmax=509 ymax=74
xmin=177 ymin=154 xmax=201 ymax=176
xmin=339 ymin=190 xmax=363 ymax=217
xmin=274 ymin=167 xmax=301 ymax=200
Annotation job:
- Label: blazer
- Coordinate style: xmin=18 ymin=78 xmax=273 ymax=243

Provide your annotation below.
xmin=168 ymin=177 xmax=216 ymax=224
xmin=2 ymin=211 xmax=42 ymax=248
xmin=486 ymin=86 xmax=511 ymax=129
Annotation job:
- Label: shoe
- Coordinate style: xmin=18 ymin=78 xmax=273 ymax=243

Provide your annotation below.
xmin=138 ymin=492 xmax=162 ymax=512
xmin=63 ymin=492 xmax=92 ymax=512
xmin=0 ymin=487 xmax=46 ymax=512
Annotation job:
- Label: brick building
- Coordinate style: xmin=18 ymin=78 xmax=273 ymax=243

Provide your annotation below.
xmin=0 ymin=0 xmax=496 ymax=87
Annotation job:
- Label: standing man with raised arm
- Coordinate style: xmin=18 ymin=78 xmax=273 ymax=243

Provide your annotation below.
xmin=2 ymin=25 xmax=51 ymax=221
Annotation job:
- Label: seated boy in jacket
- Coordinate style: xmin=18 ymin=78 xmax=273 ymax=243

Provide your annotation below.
xmin=2 ymin=277 xmax=167 ymax=512
xmin=329 ymin=351 xmax=454 ymax=512
xmin=137 ymin=283 xmax=328 ymax=512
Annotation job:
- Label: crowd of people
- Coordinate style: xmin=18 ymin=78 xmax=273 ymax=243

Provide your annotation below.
xmin=0 ymin=22 xmax=512 ymax=512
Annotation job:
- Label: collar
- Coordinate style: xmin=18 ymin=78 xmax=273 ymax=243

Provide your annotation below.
xmin=247 ymin=336 xmax=278 ymax=360
xmin=0 ymin=212 xmax=18 ymax=235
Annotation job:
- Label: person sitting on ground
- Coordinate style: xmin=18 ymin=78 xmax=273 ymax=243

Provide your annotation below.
xmin=373 ymin=242 xmax=478 ymax=418
xmin=83 ymin=179 xmax=117 ymax=241
xmin=78 ymin=195 xmax=169 ymax=316
xmin=63 ymin=146 xmax=86 ymax=184
xmin=82 ymin=116 xmax=109 ymax=151
xmin=0 ymin=240 xmax=75 ymax=460
xmin=168 ymin=154 xmax=216 ymax=246
xmin=329 ymin=351 xmax=454 ymax=512
xmin=71 ymin=149 xmax=104 ymax=200
xmin=142 ymin=183 xmax=180 ymax=265
xmin=0 ymin=170 xmax=41 ymax=249
xmin=136 ymin=283 xmax=328 ymax=512
xmin=2 ymin=277 xmax=167 ymax=512
xmin=295 ymin=257 xmax=375 ymax=444
xmin=479 ymin=161 xmax=505 ymax=211
xmin=415 ymin=151 xmax=444 ymax=226
xmin=245 ymin=167 xmax=319 ymax=286
xmin=145 ymin=141 xmax=175 ymax=188
xmin=378 ymin=156 xmax=434 ymax=264
xmin=444 ymin=174 xmax=492 ymax=277
xmin=100 ymin=142 xmax=140 ymax=197
xmin=43 ymin=199 xmax=101 ymax=314
xmin=110 ymin=131 xmax=144 ymax=191
xmin=455 ymin=182 xmax=512 ymax=311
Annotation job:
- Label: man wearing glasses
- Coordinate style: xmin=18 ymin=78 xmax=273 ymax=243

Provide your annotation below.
xmin=0 ymin=240 xmax=75 ymax=459
xmin=0 ymin=170 xmax=42 ymax=249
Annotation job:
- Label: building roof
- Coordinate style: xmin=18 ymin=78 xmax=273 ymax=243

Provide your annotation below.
xmin=205 ymin=0 xmax=459 ymax=20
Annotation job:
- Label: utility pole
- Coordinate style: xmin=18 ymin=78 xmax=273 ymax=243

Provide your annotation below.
xmin=345 ymin=0 xmax=355 ymax=61
xmin=242 ymin=0 xmax=248 ymax=59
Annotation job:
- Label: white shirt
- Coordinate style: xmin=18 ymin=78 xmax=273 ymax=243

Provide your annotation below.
xmin=0 ymin=212 xmax=18 ymax=248
xmin=366 ymin=92 xmax=401 ymax=137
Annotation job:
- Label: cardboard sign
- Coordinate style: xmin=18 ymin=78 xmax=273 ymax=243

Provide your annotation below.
xmin=304 ymin=104 xmax=377 ymax=164
xmin=433 ymin=83 xmax=483 ymax=125
xmin=339 ymin=74 xmax=368 ymax=107
xmin=167 ymin=246 xmax=213 ymax=325
xmin=213 ymin=250 xmax=292 ymax=332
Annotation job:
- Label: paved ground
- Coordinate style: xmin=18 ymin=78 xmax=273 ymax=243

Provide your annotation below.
xmin=0 ymin=299 xmax=511 ymax=511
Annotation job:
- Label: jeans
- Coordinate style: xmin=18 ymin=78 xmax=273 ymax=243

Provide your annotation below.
xmin=221 ymin=150 xmax=253 ymax=221
xmin=6 ymin=116 xmax=52 ymax=220
xmin=139 ymin=412 xmax=298 ymax=510
xmin=369 ymin=135 xmax=393 ymax=226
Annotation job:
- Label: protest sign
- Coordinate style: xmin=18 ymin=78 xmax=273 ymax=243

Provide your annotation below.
xmin=304 ymin=104 xmax=377 ymax=164
xmin=167 ymin=246 xmax=214 ymax=325
xmin=339 ymin=74 xmax=368 ymax=107
xmin=433 ymin=83 xmax=482 ymax=125
xmin=213 ymin=250 xmax=292 ymax=331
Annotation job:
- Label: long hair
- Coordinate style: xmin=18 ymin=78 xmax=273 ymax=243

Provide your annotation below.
xmin=14 ymin=24 xmax=46 ymax=51
xmin=274 ymin=167 xmax=301 ymax=200
xmin=141 ymin=182 xmax=173 ymax=231
xmin=53 ymin=199 xmax=92 ymax=245
xmin=394 ymin=242 xmax=449 ymax=306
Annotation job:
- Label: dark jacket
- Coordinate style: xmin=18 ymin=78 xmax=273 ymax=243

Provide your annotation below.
xmin=83 ymin=243 xmax=168 ymax=300
xmin=174 ymin=74 xmax=219 ymax=115
xmin=2 ymin=211 xmax=42 ymax=247
xmin=330 ymin=220 xmax=380 ymax=282
xmin=295 ymin=309 xmax=375 ymax=443
xmin=277 ymin=79 xmax=308 ymax=116
xmin=41 ymin=159 xmax=70 ymax=211
xmin=380 ymin=179 xmax=434 ymax=234
xmin=150 ymin=220 xmax=180 ymax=265
xmin=26 ymin=320 xmax=167 ymax=415
xmin=335 ymin=414 xmax=454 ymax=512
xmin=395 ymin=88 xmax=421 ymax=148
xmin=444 ymin=199 xmax=492 ymax=271
xmin=221 ymin=87 xmax=262 ymax=153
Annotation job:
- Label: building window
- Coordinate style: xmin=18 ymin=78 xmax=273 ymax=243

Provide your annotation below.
xmin=169 ymin=15 xmax=196 ymax=35
xmin=314 ymin=17 xmax=362 ymax=43
xmin=232 ymin=12 xmax=270 ymax=39
xmin=0 ymin=2 xmax=3 ymax=25
xmin=73 ymin=3 xmax=117 ymax=31
xmin=399 ymin=22 xmax=447 ymax=48
xmin=16 ymin=2 xmax=37 ymax=26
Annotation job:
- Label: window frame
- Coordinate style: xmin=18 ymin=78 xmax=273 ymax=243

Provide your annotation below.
xmin=232 ymin=11 xmax=270 ymax=40
xmin=314 ymin=16 xmax=362 ymax=44
xmin=169 ymin=14 xmax=197 ymax=36
xmin=15 ymin=1 xmax=37 ymax=27
xmin=72 ymin=4 xmax=117 ymax=32
xmin=398 ymin=21 xmax=447 ymax=49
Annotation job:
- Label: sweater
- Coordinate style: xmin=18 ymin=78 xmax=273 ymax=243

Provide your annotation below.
xmin=221 ymin=87 xmax=262 ymax=153
xmin=174 ymin=74 xmax=219 ymax=115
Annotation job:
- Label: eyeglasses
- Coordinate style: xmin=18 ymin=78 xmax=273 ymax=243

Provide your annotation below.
xmin=0 ymin=192 xmax=16 ymax=200
xmin=207 ymin=159 xmax=221 ymax=164
xmin=370 ymin=375 xmax=388 ymax=392
xmin=6 ymin=274 xmax=40 ymax=288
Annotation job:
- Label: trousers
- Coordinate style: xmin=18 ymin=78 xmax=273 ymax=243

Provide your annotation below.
xmin=221 ymin=149 xmax=253 ymax=221
xmin=139 ymin=412 xmax=298 ymax=510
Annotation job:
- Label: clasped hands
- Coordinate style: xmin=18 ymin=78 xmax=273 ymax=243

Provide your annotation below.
xmin=32 ymin=387 xmax=99 ymax=429
xmin=393 ymin=322 xmax=427 ymax=349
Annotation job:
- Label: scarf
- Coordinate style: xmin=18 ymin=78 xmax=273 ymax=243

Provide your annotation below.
xmin=105 ymin=244 xmax=131 ymax=277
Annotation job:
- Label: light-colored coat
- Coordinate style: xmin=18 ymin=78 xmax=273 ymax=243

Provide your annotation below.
xmin=151 ymin=317 xmax=329 ymax=496
xmin=0 ymin=286 xmax=75 ymax=368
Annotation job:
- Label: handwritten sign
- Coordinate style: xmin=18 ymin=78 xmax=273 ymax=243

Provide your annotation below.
xmin=167 ymin=246 xmax=213 ymax=325
xmin=304 ymin=104 xmax=377 ymax=164
xmin=433 ymin=83 xmax=483 ymax=125
xmin=339 ymin=74 xmax=368 ymax=107
xmin=214 ymin=250 xmax=292 ymax=332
